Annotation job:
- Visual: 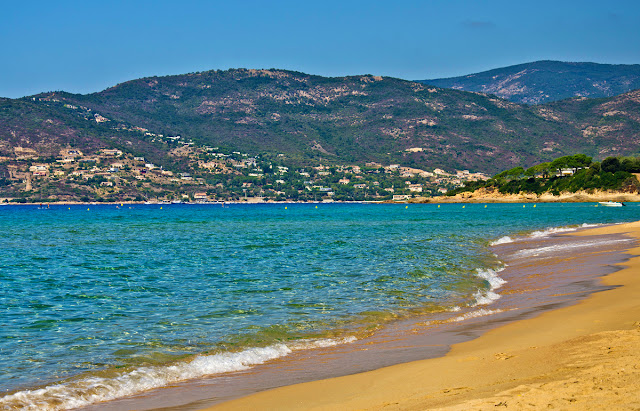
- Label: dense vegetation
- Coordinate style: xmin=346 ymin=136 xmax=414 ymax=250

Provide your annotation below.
xmin=448 ymin=154 xmax=640 ymax=196
xmin=421 ymin=60 xmax=640 ymax=104
xmin=2 ymin=67 xmax=640 ymax=176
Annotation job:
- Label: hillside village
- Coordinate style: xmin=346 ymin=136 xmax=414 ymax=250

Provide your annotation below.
xmin=0 ymin=140 xmax=488 ymax=203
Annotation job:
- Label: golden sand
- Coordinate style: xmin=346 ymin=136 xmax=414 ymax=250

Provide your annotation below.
xmin=201 ymin=222 xmax=640 ymax=410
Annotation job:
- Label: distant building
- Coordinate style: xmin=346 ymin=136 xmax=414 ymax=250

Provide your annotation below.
xmin=29 ymin=165 xmax=49 ymax=173
xmin=102 ymin=149 xmax=122 ymax=156
xmin=393 ymin=195 xmax=410 ymax=201
xmin=194 ymin=192 xmax=208 ymax=201
xmin=560 ymin=168 xmax=578 ymax=176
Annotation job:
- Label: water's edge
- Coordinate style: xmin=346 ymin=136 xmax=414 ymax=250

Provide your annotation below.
xmin=82 ymin=225 xmax=635 ymax=411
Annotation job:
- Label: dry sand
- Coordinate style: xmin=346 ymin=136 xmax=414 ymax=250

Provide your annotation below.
xmin=204 ymin=222 xmax=640 ymax=411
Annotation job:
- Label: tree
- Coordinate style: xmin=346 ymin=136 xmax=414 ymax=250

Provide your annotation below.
xmin=601 ymin=157 xmax=621 ymax=173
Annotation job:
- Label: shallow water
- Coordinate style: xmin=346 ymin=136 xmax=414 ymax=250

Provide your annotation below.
xmin=1 ymin=202 xmax=639 ymax=409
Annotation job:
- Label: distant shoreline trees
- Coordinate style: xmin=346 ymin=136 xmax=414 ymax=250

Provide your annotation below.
xmin=448 ymin=154 xmax=640 ymax=196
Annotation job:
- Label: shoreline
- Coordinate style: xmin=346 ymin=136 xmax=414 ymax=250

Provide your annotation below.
xmin=1 ymin=190 xmax=640 ymax=206
xmin=77 ymin=223 xmax=629 ymax=411
xmin=203 ymin=221 xmax=640 ymax=410
xmin=2 ymin=214 xmax=637 ymax=410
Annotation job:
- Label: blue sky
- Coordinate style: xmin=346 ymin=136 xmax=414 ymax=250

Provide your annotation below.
xmin=1 ymin=0 xmax=639 ymax=98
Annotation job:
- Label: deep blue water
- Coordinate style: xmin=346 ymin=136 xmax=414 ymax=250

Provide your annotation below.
xmin=1 ymin=202 xmax=639 ymax=409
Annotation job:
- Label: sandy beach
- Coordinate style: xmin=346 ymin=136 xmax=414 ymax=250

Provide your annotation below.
xmin=204 ymin=221 xmax=640 ymax=410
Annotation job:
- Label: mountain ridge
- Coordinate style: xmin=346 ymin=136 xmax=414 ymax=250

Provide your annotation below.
xmin=420 ymin=60 xmax=640 ymax=104
xmin=1 ymin=67 xmax=640 ymax=176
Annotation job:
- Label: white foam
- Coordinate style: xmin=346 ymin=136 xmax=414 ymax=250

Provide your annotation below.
xmin=490 ymin=236 xmax=514 ymax=245
xmin=0 ymin=337 xmax=357 ymax=410
xmin=473 ymin=289 xmax=502 ymax=305
xmin=514 ymin=238 xmax=632 ymax=259
xmin=289 ymin=337 xmax=355 ymax=350
xmin=475 ymin=267 xmax=507 ymax=290
xmin=473 ymin=267 xmax=507 ymax=306
xmin=529 ymin=226 xmax=579 ymax=238
xmin=423 ymin=307 xmax=504 ymax=326
xmin=491 ymin=223 xmax=604 ymax=246
xmin=451 ymin=308 xmax=503 ymax=322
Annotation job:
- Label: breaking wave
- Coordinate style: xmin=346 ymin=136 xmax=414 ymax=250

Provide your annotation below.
xmin=490 ymin=236 xmax=514 ymax=246
xmin=491 ymin=223 xmax=604 ymax=246
xmin=451 ymin=308 xmax=503 ymax=322
xmin=0 ymin=337 xmax=357 ymax=410
xmin=473 ymin=267 xmax=507 ymax=306
xmin=514 ymin=237 xmax=633 ymax=259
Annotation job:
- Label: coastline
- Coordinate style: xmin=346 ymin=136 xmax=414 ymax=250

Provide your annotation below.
xmin=204 ymin=221 xmax=640 ymax=410
xmin=410 ymin=190 xmax=640 ymax=204
xmin=2 ymin=208 xmax=638 ymax=410
xmin=2 ymin=189 xmax=640 ymax=206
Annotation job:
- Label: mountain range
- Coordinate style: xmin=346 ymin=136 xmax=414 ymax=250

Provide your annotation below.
xmin=1 ymin=62 xmax=640 ymax=175
xmin=421 ymin=61 xmax=640 ymax=105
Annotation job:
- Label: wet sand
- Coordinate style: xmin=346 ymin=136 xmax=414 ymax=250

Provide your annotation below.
xmin=78 ymin=223 xmax=638 ymax=411
xmin=199 ymin=222 xmax=640 ymax=410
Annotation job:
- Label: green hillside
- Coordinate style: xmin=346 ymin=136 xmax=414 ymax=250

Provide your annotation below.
xmin=1 ymin=67 xmax=640 ymax=193
xmin=448 ymin=154 xmax=640 ymax=197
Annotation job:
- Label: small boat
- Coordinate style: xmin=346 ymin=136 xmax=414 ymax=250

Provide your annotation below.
xmin=598 ymin=201 xmax=625 ymax=207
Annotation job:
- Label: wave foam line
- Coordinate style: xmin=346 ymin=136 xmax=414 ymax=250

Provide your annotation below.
xmin=491 ymin=223 xmax=604 ymax=246
xmin=423 ymin=308 xmax=504 ymax=326
xmin=514 ymin=238 xmax=633 ymax=258
xmin=490 ymin=236 xmax=514 ymax=246
xmin=529 ymin=226 xmax=580 ymax=238
xmin=451 ymin=308 xmax=503 ymax=322
xmin=0 ymin=337 xmax=356 ymax=411
xmin=473 ymin=267 xmax=507 ymax=306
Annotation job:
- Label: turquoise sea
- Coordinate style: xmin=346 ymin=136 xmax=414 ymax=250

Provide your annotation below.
xmin=1 ymin=202 xmax=639 ymax=409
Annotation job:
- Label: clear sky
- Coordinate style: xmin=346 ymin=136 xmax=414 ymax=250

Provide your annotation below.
xmin=1 ymin=0 xmax=639 ymax=98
